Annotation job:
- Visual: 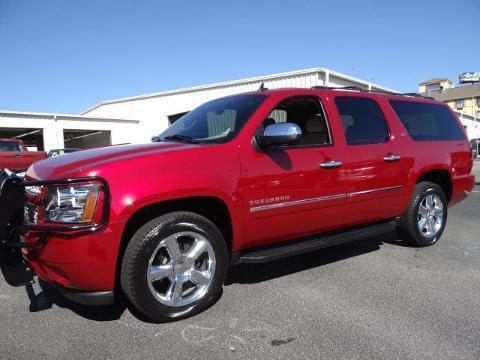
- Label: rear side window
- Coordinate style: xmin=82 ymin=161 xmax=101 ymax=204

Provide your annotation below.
xmin=389 ymin=100 xmax=466 ymax=141
xmin=335 ymin=97 xmax=390 ymax=145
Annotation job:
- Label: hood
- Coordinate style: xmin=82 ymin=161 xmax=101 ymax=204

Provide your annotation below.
xmin=27 ymin=142 xmax=197 ymax=179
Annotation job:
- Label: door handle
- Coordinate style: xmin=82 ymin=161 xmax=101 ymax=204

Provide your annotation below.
xmin=384 ymin=153 xmax=401 ymax=162
xmin=320 ymin=160 xmax=342 ymax=169
xmin=15 ymin=154 xmax=22 ymax=157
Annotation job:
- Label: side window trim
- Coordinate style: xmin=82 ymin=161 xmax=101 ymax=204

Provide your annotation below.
xmin=334 ymin=95 xmax=391 ymax=146
xmin=257 ymin=95 xmax=335 ymax=149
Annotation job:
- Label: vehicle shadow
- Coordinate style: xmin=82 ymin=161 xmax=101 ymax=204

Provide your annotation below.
xmin=26 ymin=280 xmax=128 ymax=322
xmin=25 ymin=229 xmax=405 ymax=322
xmin=226 ymin=229 xmax=403 ymax=285
xmin=26 ymin=279 xmax=224 ymax=324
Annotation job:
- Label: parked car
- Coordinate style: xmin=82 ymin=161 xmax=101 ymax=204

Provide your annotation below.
xmin=47 ymin=148 xmax=82 ymax=157
xmin=0 ymin=87 xmax=474 ymax=322
xmin=0 ymin=138 xmax=47 ymax=173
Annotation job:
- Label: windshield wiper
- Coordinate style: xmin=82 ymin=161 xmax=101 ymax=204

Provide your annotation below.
xmin=162 ymin=135 xmax=202 ymax=144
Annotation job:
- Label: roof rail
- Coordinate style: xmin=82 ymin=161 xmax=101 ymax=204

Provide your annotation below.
xmin=401 ymin=92 xmax=435 ymax=100
xmin=311 ymin=85 xmax=435 ymax=100
xmin=311 ymin=85 xmax=366 ymax=91
xmin=311 ymin=85 xmax=395 ymax=95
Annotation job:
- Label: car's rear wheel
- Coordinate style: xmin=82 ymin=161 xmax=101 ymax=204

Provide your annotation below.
xmin=400 ymin=181 xmax=448 ymax=247
xmin=121 ymin=211 xmax=228 ymax=322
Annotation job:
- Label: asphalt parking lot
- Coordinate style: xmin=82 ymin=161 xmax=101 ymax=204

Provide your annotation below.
xmin=1 ymin=163 xmax=479 ymax=360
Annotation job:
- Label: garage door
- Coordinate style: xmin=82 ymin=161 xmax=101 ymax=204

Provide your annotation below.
xmin=63 ymin=129 xmax=111 ymax=150
xmin=0 ymin=128 xmax=44 ymax=151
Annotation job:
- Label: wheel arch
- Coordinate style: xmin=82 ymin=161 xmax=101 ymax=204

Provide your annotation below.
xmin=114 ymin=196 xmax=235 ymax=288
xmin=416 ymin=168 xmax=453 ymax=202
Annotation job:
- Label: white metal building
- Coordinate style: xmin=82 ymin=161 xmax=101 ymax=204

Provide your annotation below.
xmin=0 ymin=68 xmax=397 ymax=152
xmin=11 ymin=67 xmax=479 ymax=152
xmin=456 ymin=112 xmax=480 ymax=141
xmin=0 ymin=111 xmax=140 ymax=152
xmin=81 ymin=68 xmax=397 ymax=144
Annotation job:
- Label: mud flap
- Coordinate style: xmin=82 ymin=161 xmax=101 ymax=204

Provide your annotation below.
xmin=0 ymin=169 xmax=33 ymax=286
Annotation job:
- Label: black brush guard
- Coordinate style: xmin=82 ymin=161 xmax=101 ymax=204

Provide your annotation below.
xmin=0 ymin=170 xmax=109 ymax=286
xmin=0 ymin=170 xmax=32 ymax=286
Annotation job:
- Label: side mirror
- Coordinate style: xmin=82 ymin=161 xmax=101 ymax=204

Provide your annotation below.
xmin=255 ymin=123 xmax=302 ymax=149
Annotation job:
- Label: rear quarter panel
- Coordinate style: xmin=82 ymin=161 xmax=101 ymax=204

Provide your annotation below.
xmin=381 ymin=97 xmax=473 ymax=209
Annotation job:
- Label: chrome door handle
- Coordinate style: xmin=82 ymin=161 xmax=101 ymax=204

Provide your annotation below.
xmin=320 ymin=160 xmax=342 ymax=169
xmin=384 ymin=153 xmax=401 ymax=162
xmin=15 ymin=154 xmax=22 ymax=157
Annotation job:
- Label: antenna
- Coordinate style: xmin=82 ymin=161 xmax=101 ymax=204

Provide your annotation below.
xmin=258 ymin=82 xmax=268 ymax=91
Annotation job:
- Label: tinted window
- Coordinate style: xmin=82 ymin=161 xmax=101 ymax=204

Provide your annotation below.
xmin=262 ymin=97 xmax=331 ymax=146
xmin=335 ymin=97 xmax=389 ymax=145
xmin=159 ymin=94 xmax=266 ymax=143
xmin=389 ymin=100 xmax=465 ymax=141
xmin=0 ymin=141 xmax=21 ymax=152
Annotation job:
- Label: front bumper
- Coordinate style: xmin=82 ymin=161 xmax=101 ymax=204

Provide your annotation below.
xmin=47 ymin=281 xmax=115 ymax=306
xmin=0 ymin=170 xmax=118 ymax=296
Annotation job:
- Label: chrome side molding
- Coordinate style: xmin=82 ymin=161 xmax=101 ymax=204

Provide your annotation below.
xmin=249 ymin=185 xmax=403 ymax=212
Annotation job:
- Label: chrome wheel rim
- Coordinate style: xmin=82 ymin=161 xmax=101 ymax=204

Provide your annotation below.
xmin=417 ymin=193 xmax=444 ymax=238
xmin=147 ymin=231 xmax=216 ymax=308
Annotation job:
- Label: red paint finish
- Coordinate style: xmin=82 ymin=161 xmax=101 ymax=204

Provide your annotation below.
xmin=23 ymin=89 xmax=474 ymax=292
xmin=0 ymin=139 xmax=47 ymax=171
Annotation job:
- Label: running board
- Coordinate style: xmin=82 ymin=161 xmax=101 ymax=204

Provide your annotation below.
xmin=233 ymin=221 xmax=397 ymax=264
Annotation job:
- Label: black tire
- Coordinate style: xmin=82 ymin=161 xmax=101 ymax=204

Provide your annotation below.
xmin=120 ymin=211 xmax=228 ymax=322
xmin=400 ymin=181 xmax=448 ymax=247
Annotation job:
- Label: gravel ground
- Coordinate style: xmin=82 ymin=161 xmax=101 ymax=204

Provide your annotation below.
xmin=0 ymin=170 xmax=479 ymax=359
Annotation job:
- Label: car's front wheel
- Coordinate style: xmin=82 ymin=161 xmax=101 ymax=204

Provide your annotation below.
xmin=121 ymin=211 xmax=228 ymax=322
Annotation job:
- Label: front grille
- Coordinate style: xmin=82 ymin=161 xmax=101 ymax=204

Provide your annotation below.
xmin=24 ymin=201 xmax=39 ymax=224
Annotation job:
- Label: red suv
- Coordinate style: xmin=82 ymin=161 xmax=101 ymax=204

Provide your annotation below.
xmin=0 ymin=87 xmax=474 ymax=322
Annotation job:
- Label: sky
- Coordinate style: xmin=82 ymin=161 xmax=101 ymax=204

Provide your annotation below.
xmin=0 ymin=0 xmax=478 ymax=114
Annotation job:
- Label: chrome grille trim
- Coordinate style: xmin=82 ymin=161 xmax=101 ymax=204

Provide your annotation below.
xmin=24 ymin=202 xmax=39 ymax=224
xmin=25 ymin=185 xmax=42 ymax=196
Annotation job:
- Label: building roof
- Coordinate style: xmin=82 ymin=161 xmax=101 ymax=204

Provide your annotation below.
xmin=81 ymin=67 xmax=397 ymax=115
xmin=0 ymin=109 xmax=139 ymax=123
xmin=419 ymin=78 xmax=452 ymax=85
xmin=429 ymin=84 xmax=480 ymax=102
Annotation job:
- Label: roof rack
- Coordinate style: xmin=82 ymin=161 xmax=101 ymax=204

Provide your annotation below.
xmin=401 ymin=92 xmax=434 ymax=99
xmin=311 ymin=85 xmax=365 ymax=91
xmin=310 ymin=85 xmax=435 ymax=100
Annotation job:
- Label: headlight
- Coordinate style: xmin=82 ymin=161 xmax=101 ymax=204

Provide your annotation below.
xmin=44 ymin=183 xmax=103 ymax=223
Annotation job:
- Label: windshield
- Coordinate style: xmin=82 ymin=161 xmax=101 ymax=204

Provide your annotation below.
xmin=158 ymin=94 xmax=267 ymax=144
xmin=0 ymin=140 xmax=21 ymax=152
